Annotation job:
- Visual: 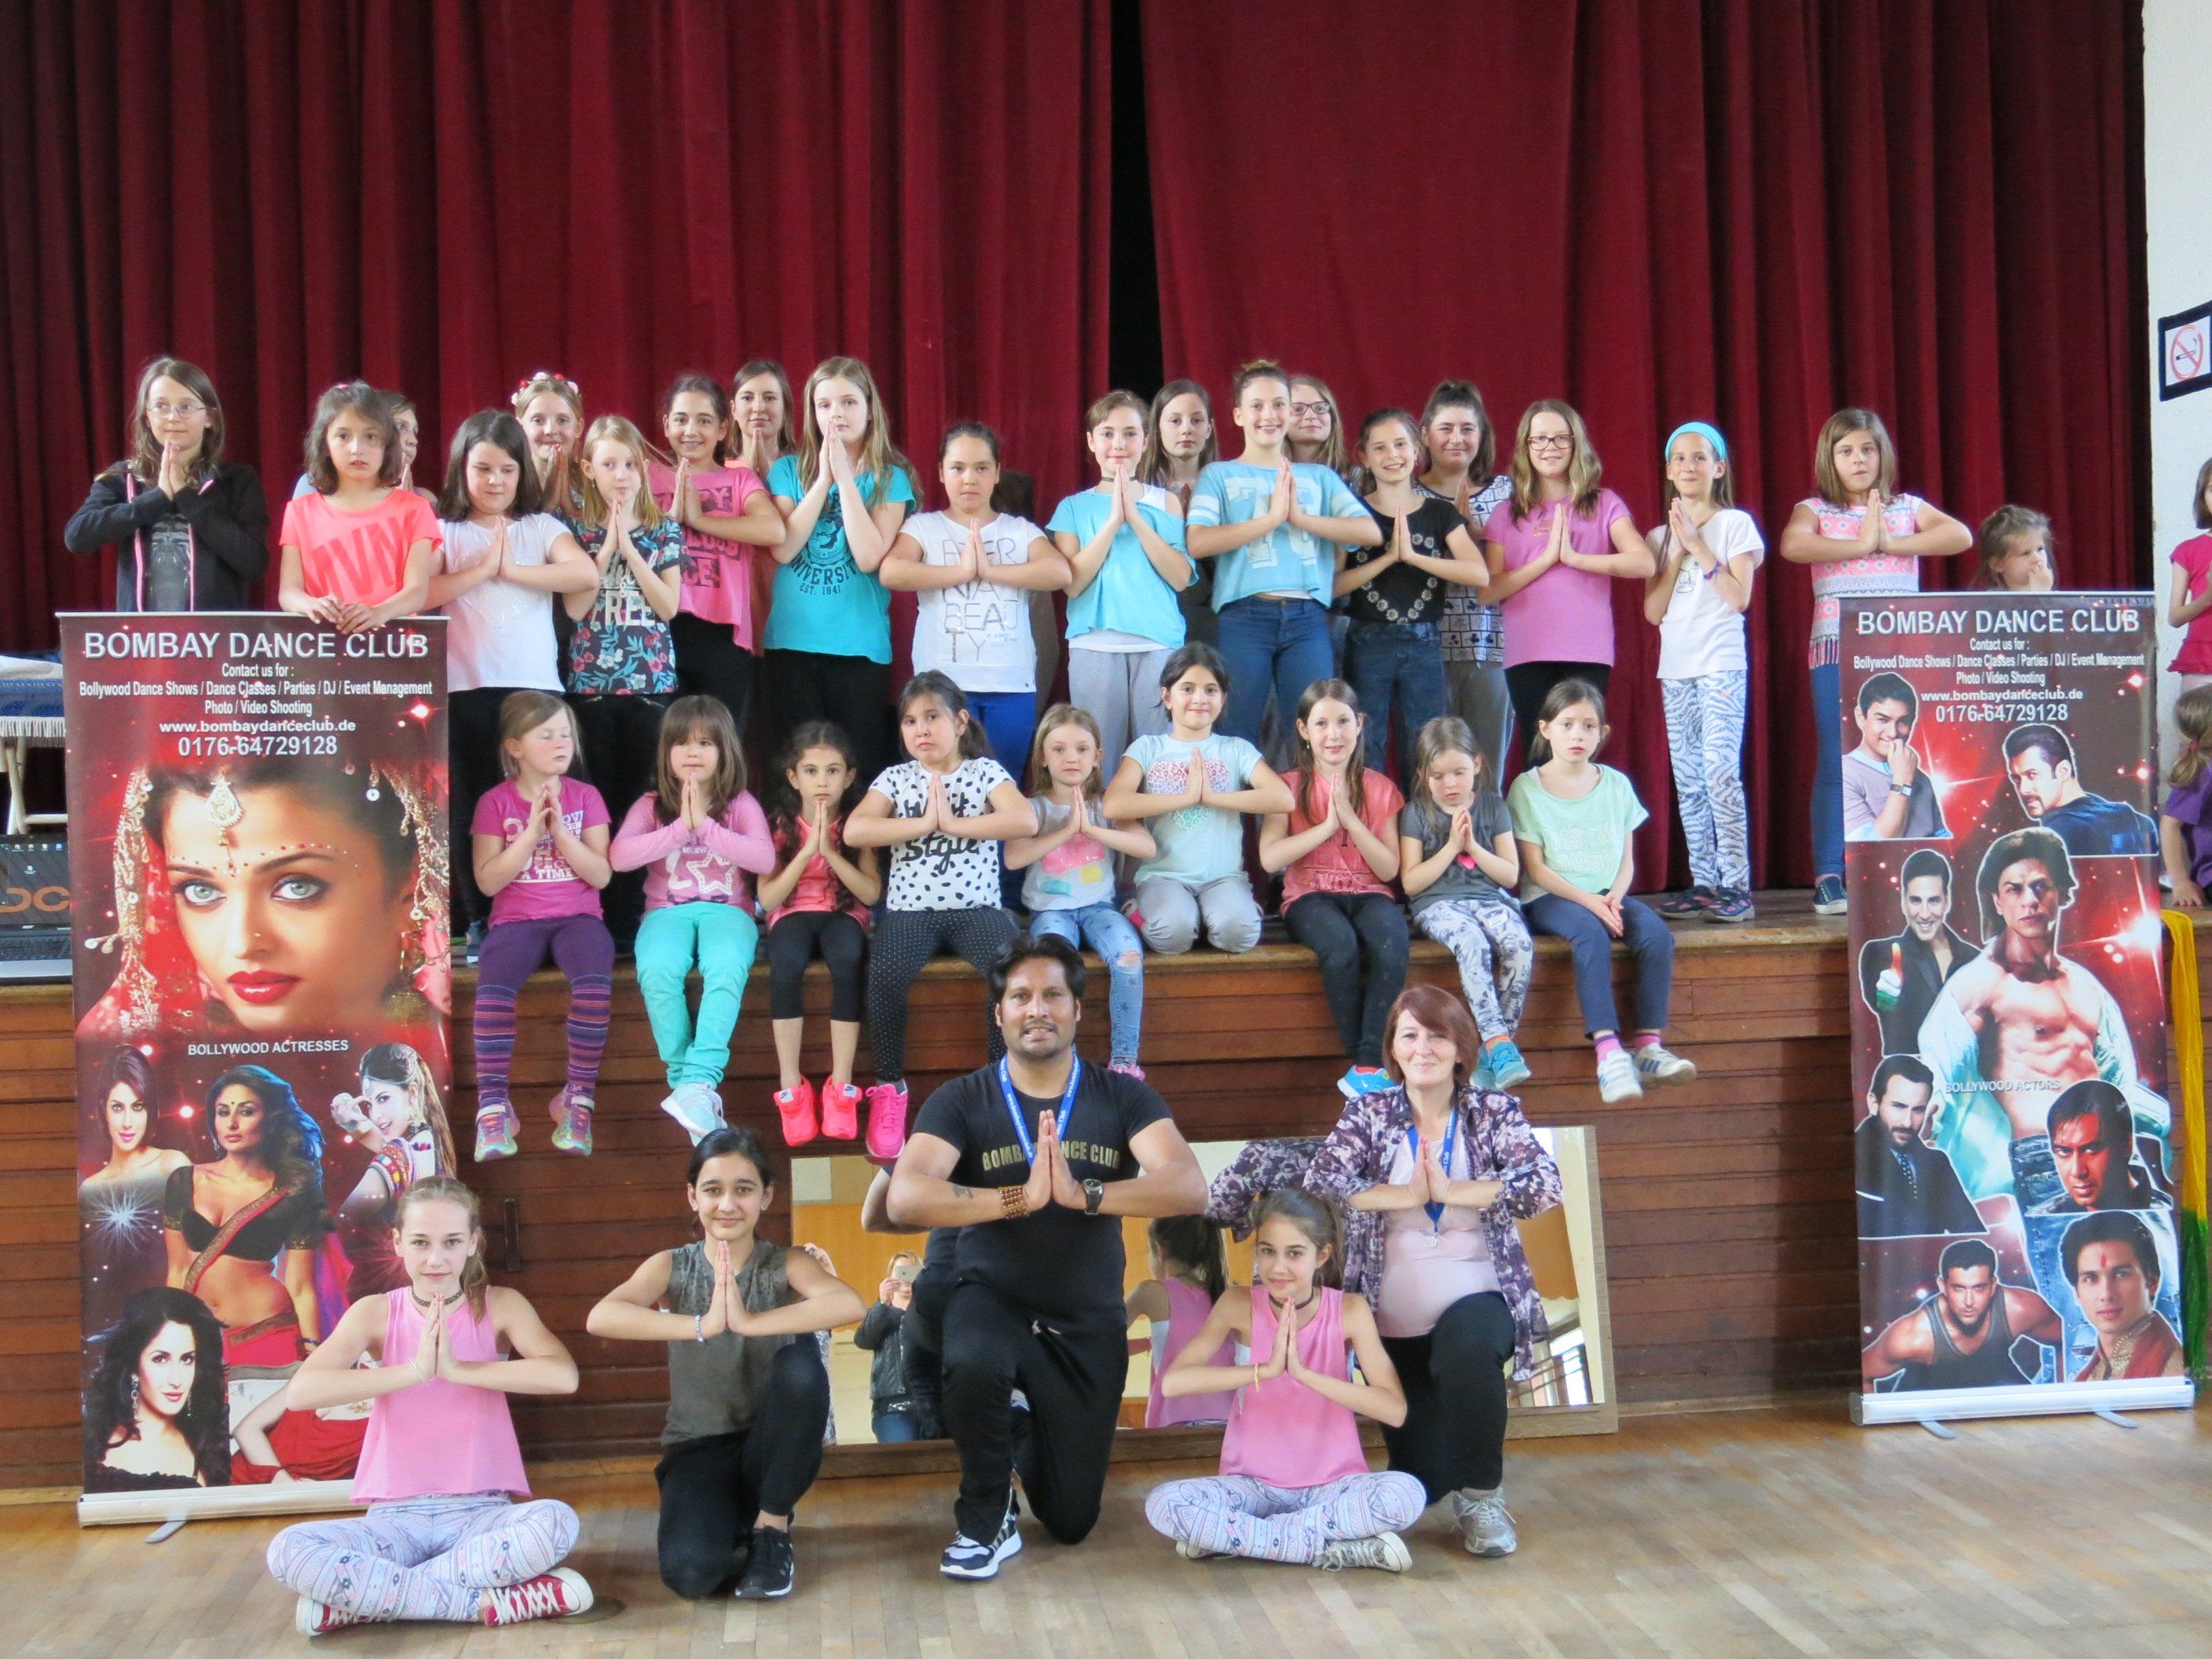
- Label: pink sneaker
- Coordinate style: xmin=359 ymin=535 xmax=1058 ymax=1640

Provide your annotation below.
xmin=776 ymin=1079 xmax=820 ymax=1146
xmin=548 ymin=1086 xmax=595 ymax=1156
xmin=481 ymin=1567 xmax=593 ymax=1625
xmin=863 ymin=1081 xmax=910 ymax=1163
xmin=474 ymin=1103 xmax=520 ymax=1162
xmin=819 ymin=1079 xmax=862 ymax=1140
xmin=1108 ymin=1060 xmax=1148 ymax=1082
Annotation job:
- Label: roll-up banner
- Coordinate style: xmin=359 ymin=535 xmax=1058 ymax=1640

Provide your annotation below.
xmin=1843 ymin=593 xmax=2192 ymax=1423
xmin=62 ymin=615 xmax=449 ymax=1522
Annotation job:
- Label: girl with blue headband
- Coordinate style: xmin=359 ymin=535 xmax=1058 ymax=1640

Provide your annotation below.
xmin=1641 ymin=423 xmax=1764 ymax=925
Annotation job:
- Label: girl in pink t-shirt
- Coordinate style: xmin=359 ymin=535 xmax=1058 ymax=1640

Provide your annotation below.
xmin=277 ymin=381 xmax=441 ymax=632
xmin=1260 ymin=679 xmax=1408 ymax=1101
xmin=2166 ymin=458 xmax=2212 ymax=690
xmin=652 ymin=373 xmax=786 ymax=727
xmin=1475 ymin=401 xmax=1655 ymax=764
xmin=470 ymin=691 xmax=614 ymax=1162
xmin=1126 ymin=1216 xmax=1236 ymax=1427
xmin=1144 ymin=1188 xmax=1423 ymax=1572
xmin=755 ymin=720 xmax=882 ymax=1148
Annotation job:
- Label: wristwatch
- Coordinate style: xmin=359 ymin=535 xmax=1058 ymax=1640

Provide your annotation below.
xmin=1082 ymin=1178 xmax=1105 ymax=1216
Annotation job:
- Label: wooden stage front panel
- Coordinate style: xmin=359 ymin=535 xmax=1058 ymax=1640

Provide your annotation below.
xmin=2 ymin=897 xmax=2202 ymax=1489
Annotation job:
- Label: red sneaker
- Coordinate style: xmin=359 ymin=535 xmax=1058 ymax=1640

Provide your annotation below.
xmin=481 ymin=1568 xmax=593 ymax=1625
xmin=776 ymin=1079 xmax=820 ymax=1146
xmin=296 ymin=1595 xmax=369 ymax=1636
xmin=863 ymin=1081 xmax=910 ymax=1163
xmin=819 ymin=1080 xmax=862 ymax=1140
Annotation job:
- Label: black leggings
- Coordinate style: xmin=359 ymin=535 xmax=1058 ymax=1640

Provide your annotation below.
xmin=1283 ymin=891 xmax=1412 ymax=1067
xmin=765 ymin=909 xmax=869 ymax=1020
xmin=764 ymin=648 xmax=895 ymax=786
xmin=568 ymin=692 xmax=668 ymax=943
xmin=866 ymin=906 xmax=1016 ymax=1081
xmin=448 ymin=686 xmax=526 ymax=932
xmin=654 ymin=1342 xmax=831 ymax=1598
xmin=1377 ymin=1290 xmax=1516 ymax=1499
xmin=1503 ymin=661 xmax=1611 ymax=770
xmin=899 ymin=1241 xmax=954 ymax=1440
xmin=940 ymin=1280 xmax=1127 ymax=1545
xmin=671 ymin=610 xmax=756 ymax=735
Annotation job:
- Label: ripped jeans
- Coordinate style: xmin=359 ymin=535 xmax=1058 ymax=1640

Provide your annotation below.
xmin=1026 ymin=901 xmax=1145 ymax=1066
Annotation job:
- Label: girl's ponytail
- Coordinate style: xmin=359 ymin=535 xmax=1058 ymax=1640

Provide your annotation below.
xmin=2170 ymin=686 xmax=2212 ymax=789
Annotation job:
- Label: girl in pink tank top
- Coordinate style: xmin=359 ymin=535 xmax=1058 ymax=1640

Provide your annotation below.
xmin=265 ymin=1177 xmax=595 ymax=1634
xmin=1143 ymin=1190 xmax=1426 ymax=1572
xmin=1129 ymin=1217 xmax=1236 ymax=1426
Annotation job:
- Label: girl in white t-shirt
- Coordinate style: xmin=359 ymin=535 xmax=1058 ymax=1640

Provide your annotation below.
xmin=1639 ymin=423 xmax=1763 ymax=926
xmin=880 ymin=423 xmax=1069 ymax=776
xmin=430 ymin=411 xmax=596 ymax=939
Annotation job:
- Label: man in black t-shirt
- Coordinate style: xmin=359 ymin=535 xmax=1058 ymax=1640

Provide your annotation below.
xmin=887 ymin=933 xmax=1207 ymax=1580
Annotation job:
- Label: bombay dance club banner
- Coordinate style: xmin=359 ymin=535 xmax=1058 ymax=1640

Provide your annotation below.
xmin=1842 ymin=593 xmax=2192 ymax=1423
xmin=61 ymin=614 xmax=449 ymax=1521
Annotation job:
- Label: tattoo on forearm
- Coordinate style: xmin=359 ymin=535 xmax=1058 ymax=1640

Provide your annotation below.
xmin=950 ymin=1185 xmax=972 ymax=1199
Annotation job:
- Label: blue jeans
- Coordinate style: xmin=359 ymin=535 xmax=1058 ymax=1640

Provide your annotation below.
xmin=1026 ymin=901 xmax=1144 ymax=1064
xmin=1811 ymin=660 xmax=1843 ymax=879
xmin=1217 ymin=595 xmax=1334 ymax=760
xmin=1523 ymin=892 xmax=1673 ymax=1036
xmin=873 ymin=1410 xmax=921 ymax=1443
xmin=968 ymin=690 xmax=1038 ymax=785
xmin=1345 ymin=620 xmax=1446 ymax=788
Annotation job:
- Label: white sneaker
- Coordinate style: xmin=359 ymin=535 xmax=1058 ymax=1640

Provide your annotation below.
xmin=1595 ymin=1048 xmax=1643 ymax=1103
xmin=296 ymin=1596 xmax=368 ymax=1636
xmin=659 ymin=1082 xmax=726 ymax=1144
xmin=1632 ymin=1043 xmax=1696 ymax=1084
xmin=939 ymin=1495 xmax=1023 ymax=1580
xmin=481 ymin=1567 xmax=593 ymax=1624
xmin=1174 ymin=1540 xmax=1218 ymax=1562
xmin=1452 ymin=1491 xmax=1518 ymax=1557
xmin=1315 ymin=1532 xmax=1411 ymax=1573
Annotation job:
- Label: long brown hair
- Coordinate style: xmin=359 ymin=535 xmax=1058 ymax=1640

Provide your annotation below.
xmin=1975 ymin=504 xmax=2054 ymax=589
xmin=732 ymin=359 xmax=798 ymax=463
xmin=653 ymin=694 xmax=745 ymax=826
xmin=1507 ymin=399 xmax=1604 ymax=521
xmin=1139 ymin=379 xmax=1219 ymax=485
xmin=359 ymin=1042 xmax=456 ymax=1185
xmin=1289 ymin=678 xmax=1372 ymax=827
xmin=117 ymin=357 xmax=225 ymax=486
xmin=1248 ymin=1188 xmax=1343 ymax=1290
xmin=304 ymin=380 xmax=402 ymax=494
xmin=1419 ymin=379 xmax=1496 ymax=481
xmin=1147 ymin=1215 xmax=1229 ymax=1302
xmin=1525 ymin=676 xmax=1610 ymax=768
xmin=395 ymin=1175 xmax=490 ymax=1317
xmin=1289 ymin=374 xmax=1349 ymax=478
xmin=1811 ymin=407 xmax=1899 ymax=508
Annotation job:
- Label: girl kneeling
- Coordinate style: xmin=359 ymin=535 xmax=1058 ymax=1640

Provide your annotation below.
xmin=266 ymin=1177 xmax=591 ymax=1634
xmin=1144 ymin=1189 xmax=1426 ymax=1573
xmin=588 ymin=1127 xmax=864 ymax=1602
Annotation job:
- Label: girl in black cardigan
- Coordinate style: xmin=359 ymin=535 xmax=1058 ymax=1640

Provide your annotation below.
xmin=64 ymin=357 xmax=269 ymax=611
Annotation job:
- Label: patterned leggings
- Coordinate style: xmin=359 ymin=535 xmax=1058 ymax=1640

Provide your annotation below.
xmin=1660 ymin=670 xmax=1750 ymax=892
xmin=866 ymin=906 xmax=1017 ymax=1082
xmin=267 ymin=1494 xmax=577 ymax=1623
xmin=1415 ymin=896 xmax=1535 ymax=1042
xmin=1144 ymin=1471 xmax=1427 ymax=1564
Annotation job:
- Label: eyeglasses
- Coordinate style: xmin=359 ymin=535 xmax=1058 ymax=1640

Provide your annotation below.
xmin=1290 ymin=401 xmax=1329 ymax=419
xmin=1528 ymin=435 xmax=1574 ymax=452
xmin=150 ymin=401 xmax=207 ymax=419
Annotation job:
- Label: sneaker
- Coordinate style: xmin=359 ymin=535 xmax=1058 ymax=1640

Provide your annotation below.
xmin=1452 ymin=1491 xmax=1518 ymax=1558
xmin=548 ymin=1086 xmax=595 ymax=1155
xmin=474 ymin=1103 xmax=520 ymax=1162
xmin=1108 ymin=1060 xmax=1148 ymax=1082
xmin=1812 ymin=874 xmax=1848 ymax=915
xmin=1316 ymin=1532 xmax=1412 ymax=1573
xmin=1595 ymin=1047 xmax=1643 ymax=1103
xmin=463 ymin=920 xmax=488 ymax=965
xmin=1485 ymin=1039 xmax=1533 ymax=1090
xmin=863 ymin=1081 xmax=910 ymax=1163
xmin=939 ymin=1495 xmax=1023 ymax=1580
xmin=297 ymin=1596 xmax=368 ymax=1636
xmin=819 ymin=1080 xmax=862 ymax=1140
xmin=1174 ymin=1540 xmax=1218 ymax=1562
xmin=659 ymin=1082 xmax=725 ymax=1144
xmin=1653 ymin=885 xmax=1717 ymax=919
xmin=481 ymin=1568 xmax=594 ymax=1624
xmin=1337 ymin=1065 xmax=1394 ymax=1100
xmin=1707 ymin=888 xmax=1756 ymax=924
xmin=776 ymin=1079 xmax=821 ymax=1147
xmin=734 ymin=1525 xmax=796 ymax=1600
xmin=1632 ymin=1042 xmax=1697 ymax=1085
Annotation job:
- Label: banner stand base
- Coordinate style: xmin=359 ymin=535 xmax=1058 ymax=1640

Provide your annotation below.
xmin=145 ymin=1518 xmax=186 ymax=1544
xmin=1917 ymin=1419 xmax=1957 ymax=1440
xmin=1855 ymin=1377 xmax=2194 ymax=1427
xmin=2093 ymin=1408 xmax=2141 ymax=1430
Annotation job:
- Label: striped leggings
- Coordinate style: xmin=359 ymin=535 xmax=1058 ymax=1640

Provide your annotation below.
xmin=1144 ymin=1470 xmax=1426 ymax=1564
xmin=471 ymin=916 xmax=615 ymax=1108
xmin=1414 ymin=895 xmax=1535 ymax=1042
xmin=267 ymin=1494 xmax=577 ymax=1623
xmin=1660 ymin=670 xmax=1750 ymax=892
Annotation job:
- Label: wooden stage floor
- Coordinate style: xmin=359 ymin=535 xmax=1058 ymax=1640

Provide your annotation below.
xmin=5 ymin=1401 xmax=2210 ymax=1657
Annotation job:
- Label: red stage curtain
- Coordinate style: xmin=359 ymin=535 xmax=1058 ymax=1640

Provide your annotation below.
xmin=0 ymin=0 xmax=1110 ymax=657
xmin=1140 ymin=0 xmax=2145 ymax=888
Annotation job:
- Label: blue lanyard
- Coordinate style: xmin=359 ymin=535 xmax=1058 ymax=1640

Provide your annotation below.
xmin=998 ymin=1056 xmax=1082 ymax=1167
xmin=1407 ymin=1109 xmax=1459 ymax=1227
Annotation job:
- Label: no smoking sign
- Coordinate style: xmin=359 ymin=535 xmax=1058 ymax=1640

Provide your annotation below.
xmin=2159 ymin=301 xmax=2212 ymax=401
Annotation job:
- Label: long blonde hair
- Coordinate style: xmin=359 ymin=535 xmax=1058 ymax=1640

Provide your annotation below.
xmin=1027 ymin=704 xmax=1107 ymax=801
xmin=394 ymin=1175 xmax=490 ymax=1317
xmin=1507 ymin=399 xmax=1604 ymax=521
xmin=794 ymin=356 xmax=911 ymax=507
xmin=1289 ymin=374 xmax=1350 ymax=479
xmin=574 ymin=415 xmax=665 ymax=533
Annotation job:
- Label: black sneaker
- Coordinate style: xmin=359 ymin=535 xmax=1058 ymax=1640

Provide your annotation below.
xmin=939 ymin=1495 xmax=1023 ymax=1580
xmin=734 ymin=1526 xmax=794 ymax=1600
xmin=1654 ymin=885 xmax=1717 ymax=919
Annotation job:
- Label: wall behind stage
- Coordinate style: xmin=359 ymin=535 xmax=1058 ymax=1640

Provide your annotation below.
xmin=0 ymin=0 xmax=1110 ymax=635
xmin=1141 ymin=0 xmax=2148 ymax=888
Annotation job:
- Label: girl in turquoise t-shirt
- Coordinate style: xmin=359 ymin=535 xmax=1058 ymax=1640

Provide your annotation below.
xmin=764 ymin=355 xmax=917 ymax=780
xmin=1505 ymin=679 xmax=1694 ymax=1105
